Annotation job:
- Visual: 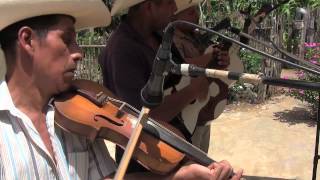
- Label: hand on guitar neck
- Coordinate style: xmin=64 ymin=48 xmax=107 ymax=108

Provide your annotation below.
xmin=206 ymin=43 xmax=232 ymax=70
xmin=185 ymin=45 xmax=230 ymax=103
xmin=184 ymin=43 xmax=231 ymax=70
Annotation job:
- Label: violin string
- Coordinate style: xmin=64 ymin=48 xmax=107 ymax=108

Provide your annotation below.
xmin=107 ymin=97 xmax=208 ymax=157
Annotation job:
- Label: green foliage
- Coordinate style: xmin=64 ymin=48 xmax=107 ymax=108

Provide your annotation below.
xmin=286 ymin=43 xmax=320 ymax=111
xmin=76 ymin=30 xmax=106 ymax=83
xmin=77 ymin=30 xmax=107 ymax=45
xmin=240 ymin=50 xmax=262 ymax=74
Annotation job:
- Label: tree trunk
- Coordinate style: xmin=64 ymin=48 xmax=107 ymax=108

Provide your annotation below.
xmin=255 ymin=13 xmax=283 ymax=103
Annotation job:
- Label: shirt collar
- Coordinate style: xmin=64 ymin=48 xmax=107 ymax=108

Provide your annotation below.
xmin=0 ymin=80 xmax=16 ymax=111
xmin=0 ymin=80 xmax=54 ymax=111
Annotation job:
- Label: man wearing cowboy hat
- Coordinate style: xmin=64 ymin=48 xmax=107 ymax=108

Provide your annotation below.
xmin=0 ymin=0 xmax=242 ymax=179
xmin=0 ymin=0 xmax=120 ymax=179
xmin=99 ymin=0 xmax=242 ymax=178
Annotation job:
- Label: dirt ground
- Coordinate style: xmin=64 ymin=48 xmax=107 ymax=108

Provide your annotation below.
xmin=209 ymin=95 xmax=317 ymax=180
xmin=208 ymin=69 xmax=318 ymax=180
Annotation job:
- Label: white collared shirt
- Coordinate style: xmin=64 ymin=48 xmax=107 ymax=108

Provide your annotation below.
xmin=0 ymin=81 xmax=116 ymax=180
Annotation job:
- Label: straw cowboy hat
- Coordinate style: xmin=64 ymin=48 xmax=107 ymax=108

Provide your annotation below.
xmin=0 ymin=0 xmax=111 ymax=31
xmin=0 ymin=0 xmax=111 ymax=80
xmin=110 ymin=0 xmax=203 ymax=16
xmin=175 ymin=0 xmax=203 ymax=14
xmin=111 ymin=0 xmax=145 ymax=16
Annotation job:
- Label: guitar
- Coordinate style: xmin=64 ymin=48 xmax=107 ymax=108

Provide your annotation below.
xmin=164 ymin=2 xmax=288 ymax=134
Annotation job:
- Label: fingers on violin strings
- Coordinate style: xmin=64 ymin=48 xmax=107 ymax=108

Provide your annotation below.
xmin=210 ymin=163 xmax=223 ymax=180
xmin=208 ymin=161 xmax=230 ymax=180
xmin=219 ymin=160 xmax=234 ymax=180
xmin=231 ymin=169 xmax=244 ymax=180
xmin=207 ymin=162 xmax=217 ymax=169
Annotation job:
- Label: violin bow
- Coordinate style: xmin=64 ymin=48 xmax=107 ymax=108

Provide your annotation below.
xmin=114 ymin=107 xmax=151 ymax=180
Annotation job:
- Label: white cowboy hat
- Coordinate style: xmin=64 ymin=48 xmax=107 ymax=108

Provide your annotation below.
xmin=175 ymin=0 xmax=203 ymax=14
xmin=111 ymin=0 xmax=203 ymax=16
xmin=0 ymin=0 xmax=112 ymax=80
xmin=0 ymin=0 xmax=111 ymax=31
xmin=111 ymin=0 xmax=146 ymax=16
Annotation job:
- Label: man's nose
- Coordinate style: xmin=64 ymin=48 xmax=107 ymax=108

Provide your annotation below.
xmin=73 ymin=44 xmax=83 ymax=62
xmin=72 ymin=53 xmax=82 ymax=63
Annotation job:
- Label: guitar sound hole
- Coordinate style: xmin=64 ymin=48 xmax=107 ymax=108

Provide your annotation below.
xmin=190 ymin=100 xmax=196 ymax=104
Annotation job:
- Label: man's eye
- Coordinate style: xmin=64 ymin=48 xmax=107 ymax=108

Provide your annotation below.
xmin=63 ymin=37 xmax=72 ymax=45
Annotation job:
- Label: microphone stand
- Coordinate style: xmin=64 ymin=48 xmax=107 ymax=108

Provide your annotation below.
xmin=169 ymin=20 xmax=320 ymax=76
xmin=313 ymin=93 xmax=320 ymax=180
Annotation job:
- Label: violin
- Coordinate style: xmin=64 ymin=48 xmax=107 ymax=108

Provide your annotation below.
xmin=54 ymin=79 xmax=216 ymax=174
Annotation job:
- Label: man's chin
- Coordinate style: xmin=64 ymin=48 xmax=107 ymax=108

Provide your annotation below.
xmin=57 ymin=80 xmax=74 ymax=94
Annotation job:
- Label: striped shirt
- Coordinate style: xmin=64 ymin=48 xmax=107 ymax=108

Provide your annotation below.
xmin=0 ymin=81 xmax=117 ymax=180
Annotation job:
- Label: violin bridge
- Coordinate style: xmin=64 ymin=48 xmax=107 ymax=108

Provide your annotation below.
xmin=96 ymin=91 xmax=109 ymax=105
xmin=115 ymin=103 xmax=126 ymax=119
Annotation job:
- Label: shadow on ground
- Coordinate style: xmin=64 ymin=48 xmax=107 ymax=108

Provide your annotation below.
xmin=273 ymin=107 xmax=316 ymax=127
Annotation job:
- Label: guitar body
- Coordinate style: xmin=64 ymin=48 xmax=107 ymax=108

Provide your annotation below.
xmin=164 ymin=44 xmax=244 ymax=133
xmin=164 ymin=2 xmax=287 ymax=134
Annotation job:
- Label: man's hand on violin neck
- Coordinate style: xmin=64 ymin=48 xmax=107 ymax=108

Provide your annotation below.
xmin=106 ymin=160 xmax=242 ymax=180
xmin=208 ymin=161 xmax=243 ymax=180
xmin=170 ymin=160 xmax=242 ymax=180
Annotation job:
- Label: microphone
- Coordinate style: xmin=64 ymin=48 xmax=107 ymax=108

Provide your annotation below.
xmin=171 ymin=64 xmax=320 ymax=91
xmin=140 ymin=26 xmax=175 ymax=108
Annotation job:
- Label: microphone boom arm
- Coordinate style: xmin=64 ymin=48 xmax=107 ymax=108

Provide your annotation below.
xmin=166 ymin=20 xmax=320 ymax=76
xmin=171 ymin=64 xmax=320 ymax=91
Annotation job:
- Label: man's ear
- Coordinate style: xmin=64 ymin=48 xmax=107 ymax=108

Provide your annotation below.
xmin=17 ymin=27 xmax=36 ymax=55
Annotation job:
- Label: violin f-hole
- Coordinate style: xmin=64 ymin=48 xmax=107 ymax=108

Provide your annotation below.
xmin=94 ymin=115 xmax=124 ymax=126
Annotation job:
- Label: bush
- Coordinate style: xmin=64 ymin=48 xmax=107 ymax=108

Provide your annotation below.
xmin=286 ymin=43 xmax=320 ymax=112
xmin=228 ymin=50 xmax=262 ymax=103
xmin=240 ymin=49 xmax=262 ymax=74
